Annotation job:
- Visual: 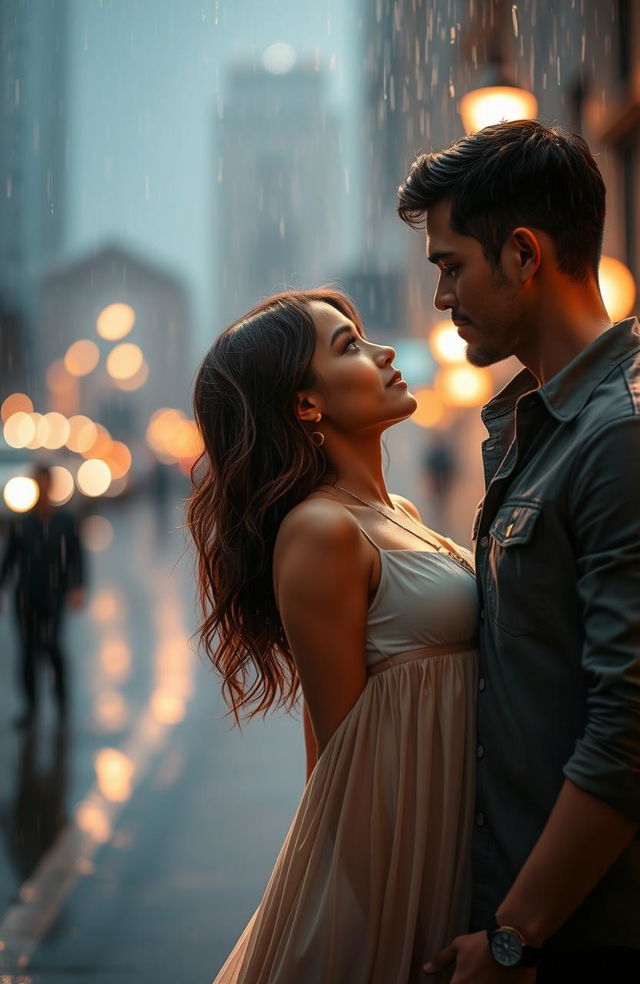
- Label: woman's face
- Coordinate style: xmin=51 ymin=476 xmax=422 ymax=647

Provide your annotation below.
xmin=304 ymin=300 xmax=417 ymax=434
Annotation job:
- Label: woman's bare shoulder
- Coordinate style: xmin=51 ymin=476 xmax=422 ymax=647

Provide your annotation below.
xmin=275 ymin=494 xmax=362 ymax=555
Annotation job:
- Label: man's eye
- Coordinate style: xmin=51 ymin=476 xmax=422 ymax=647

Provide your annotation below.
xmin=345 ymin=336 xmax=360 ymax=351
xmin=443 ymin=265 xmax=459 ymax=279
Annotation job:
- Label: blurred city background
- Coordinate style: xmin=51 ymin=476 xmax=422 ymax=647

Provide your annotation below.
xmin=0 ymin=0 xmax=638 ymax=980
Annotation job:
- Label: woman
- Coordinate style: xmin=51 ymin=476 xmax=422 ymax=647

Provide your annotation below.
xmin=187 ymin=287 xmax=479 ymax=983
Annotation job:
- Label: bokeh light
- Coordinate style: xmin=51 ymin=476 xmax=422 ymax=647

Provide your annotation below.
xmin=26 ymin=413 xmax=48 ymax=450
xmin=1 ymin=393 xmax=33 ymax=422
xmin=102 ymin=441 xmax=132 ymax=480
xmin=145 ymin=408 xmax=203 ymax=463
xmin=262 ymin=42 xmax=297 ymax=75
xmin=3 ymin=476 xmax=39 ymax=512
xmin=77 ymin=459 xmax=112 ymax=497
xmin=112 ymin=359 xmax=149 ymax=391
xmin=410 ymin=389 xmax=446 ymax=428
xmin=48 ymin=466 xmax=75 ymax=506
xmin=42 ymin=412 xmax=71 ymax=449
xmin=3 ymin=411 xmax=36 ymax=448
xmin=96 ymin=302 xmax=136 ymax=340
xmin=94 ymin=747 xmax=134 ymax=802
xmin=429 ymin=321 xmax=468 ymax=365
xmin=46 ymin=359 xmax=77 ymax=394
xmin=81 ymin=423 xmax=113 ymax=460
xmin=82 ymin=514 xmax=114 ymax=551
xmin=105 ymin=343 xmax=144 ymax=381
xmin=599 ymin=256 xmax=636 ymax=322
xmin=435 ymin=365 xmax=493 ymax=408
xmin=66 ymin=415 xmax=99 ymax=454
xmin=64 ymin=339 xmax=100 ymax=377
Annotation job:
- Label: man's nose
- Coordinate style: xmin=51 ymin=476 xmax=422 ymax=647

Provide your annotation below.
xmin=434 ymin=280 xmax=455 ymax=312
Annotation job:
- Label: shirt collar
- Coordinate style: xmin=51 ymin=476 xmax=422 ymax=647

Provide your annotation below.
xmin=481 ymin=317 xmax=640 ymax=423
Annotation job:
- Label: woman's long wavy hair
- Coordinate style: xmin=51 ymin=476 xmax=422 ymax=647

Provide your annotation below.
xmin=187 ymin=287 xmax=364 ymax=724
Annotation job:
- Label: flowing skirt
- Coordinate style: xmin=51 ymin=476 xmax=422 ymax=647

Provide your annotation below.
xmin=212 ymin=643 xmax=477 ymax=984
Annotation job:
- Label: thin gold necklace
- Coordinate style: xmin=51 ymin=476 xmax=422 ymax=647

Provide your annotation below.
xmin=334 ymin=484 xmax=475 ymax=577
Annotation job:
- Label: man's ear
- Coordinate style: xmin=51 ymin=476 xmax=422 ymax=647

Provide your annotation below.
xmin=295 ymin=392 xmax=322 ymax=423
xmin=511 ymin=226 xmax=541 ymax=282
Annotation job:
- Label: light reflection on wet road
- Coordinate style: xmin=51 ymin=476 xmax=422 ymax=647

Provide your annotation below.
xmin=0 ymin=489 xmax=304 ymax=982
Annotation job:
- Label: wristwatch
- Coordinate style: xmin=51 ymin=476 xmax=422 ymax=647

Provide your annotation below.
xmin=487 ymin=915 xmax=541 ymax=968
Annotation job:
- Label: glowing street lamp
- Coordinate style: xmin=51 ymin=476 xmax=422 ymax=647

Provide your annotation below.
xmin=459 ymin=53 xmax=537 ymax=135
xmin=429 ymin=320 xmax=468 ymax=366
xmin=598 ymin=256 xmax=636 ymax=322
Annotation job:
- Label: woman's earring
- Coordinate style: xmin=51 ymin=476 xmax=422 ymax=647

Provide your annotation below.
xmin=310 ymin=413 xmax=324 ymax=446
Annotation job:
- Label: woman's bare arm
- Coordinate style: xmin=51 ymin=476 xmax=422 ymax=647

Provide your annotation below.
xmin=273 ymin=500 xmax=371 ymax=756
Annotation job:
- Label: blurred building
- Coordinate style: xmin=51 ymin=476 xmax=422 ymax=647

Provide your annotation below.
xmin=37 ymin=243 xmax=191 ymax=446
xmin=217 ymin=54 xmax=342 ymax=326
xmin=0 ymin=0 xmax=69 ymax=396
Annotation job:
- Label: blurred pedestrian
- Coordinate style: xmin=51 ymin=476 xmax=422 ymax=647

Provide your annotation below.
xmin=0 ymin=464 xmax=86 ymax=729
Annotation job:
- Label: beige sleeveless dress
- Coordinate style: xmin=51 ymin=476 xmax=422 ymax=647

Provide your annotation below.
xmin=212 ymin=524 xmax=479 ymax=984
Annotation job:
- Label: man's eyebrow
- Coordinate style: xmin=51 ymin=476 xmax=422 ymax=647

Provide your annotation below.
xmin=427 ymin=250 xmax=456 ymax=265
xmin=330 ymin=323 xmax=355 ymax=346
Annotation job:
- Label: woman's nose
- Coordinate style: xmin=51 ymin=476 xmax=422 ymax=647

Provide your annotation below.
xmin=376 ymin=345 xmax=395 ymax=366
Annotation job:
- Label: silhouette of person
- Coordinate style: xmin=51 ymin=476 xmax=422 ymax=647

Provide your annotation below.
xmin=0 ymin=464 xmax=86 ymax=729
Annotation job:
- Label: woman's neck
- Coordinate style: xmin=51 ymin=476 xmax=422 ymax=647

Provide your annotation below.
xmin=321 ymin=431 xmax=393 ymax=507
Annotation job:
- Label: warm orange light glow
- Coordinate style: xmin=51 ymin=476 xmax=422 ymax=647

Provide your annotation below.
xmin=599 ymin=255 xmax=636 ymax=321
xmin=41 ymin=412 xmax=71 ymax=449
xmin=459 ymin=85 xmax=538 ymax=134
xmin=81 ymin=423 xmax=113 ymax=460
xmin=75 ymin=799 xmax=112 ymax=843
xmin=100 ymin=639 xmax=131 ymax=681
xmin=3 ymin=411 xmax=36 ymax=448
xmin=105 ymin=343 xmax=144 ymax=381
xmin=77 ymin=459 xmax=112 ymax=497
xmin=82 ymin=514 xmax=114 ymax=551
xmin=429 ymin=320 xmax=468 ymax=365
xmin=95 ymin=747 xmax=135 ymax=802
xmin=411 ymin=389 xmax=446 ymax=428
xmin=113 ymin=359 xmax=149 ymax=391
xmin=64 ymin=339 xmax=100 ymax=377
xmin=103 ymin=474 xmax=129 ymax=498
xmin=145 ymin=408 xmax=202 ymax=463
xmin=150 ymin=689 xmax=186 ymax=725
xmin=435 ymin=365 xmax=493 ymax=408
xmin=66 ymin=415 xmax=98 ymax=454
xmin=49 ymin=466 xmax=75 ymax=506
xmin=102 ymin=441 xmax=132 ymax=480
xmin=90 ymin=589 xmax=119 ymax=621
xmin=1 ymin=393 xmax=33 ymax=422
xmin=25 ymin=412 xmax=48 ymax=449
xmin=96 ymin=302 xmax=136 ymax=341
xmin=3 ymin=476 xmax=39 ymax=512
xmin=46 ymin=359 xmax=76 ymax=394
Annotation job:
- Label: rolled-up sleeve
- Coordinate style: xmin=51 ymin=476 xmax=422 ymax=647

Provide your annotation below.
xmin=563 ymin=416 xmax=640 ymax=821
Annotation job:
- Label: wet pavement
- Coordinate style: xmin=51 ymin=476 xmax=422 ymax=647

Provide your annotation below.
xmin=0 ymin=489 xmax=305 ymax=982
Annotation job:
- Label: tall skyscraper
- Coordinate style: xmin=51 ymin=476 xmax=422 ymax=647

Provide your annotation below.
xmin=217 ymin=54 xmax=342 ymax=327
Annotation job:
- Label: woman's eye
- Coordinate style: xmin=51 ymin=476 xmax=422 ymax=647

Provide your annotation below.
xmin=345 ymin=336 xmax=360 ymax=351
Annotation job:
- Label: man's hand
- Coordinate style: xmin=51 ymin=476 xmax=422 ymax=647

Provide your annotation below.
xmin=424 ymin=931 xmax=537 ymax=983
xmin=67 ymin=586 xmax=86 ymax=610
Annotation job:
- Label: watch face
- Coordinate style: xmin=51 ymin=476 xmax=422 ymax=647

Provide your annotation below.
xmin=491 ymin=930 xmax=523 ymax=967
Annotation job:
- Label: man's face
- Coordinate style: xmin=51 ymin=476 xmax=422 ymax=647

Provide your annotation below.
xmin=425 ymin=200 xmax=526 ymax=368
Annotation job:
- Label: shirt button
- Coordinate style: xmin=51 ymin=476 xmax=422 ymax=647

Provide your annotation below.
xmin=478 ymin=676 xmax=486 ymax=692
xmin=479 ymin=535 xmax=489 ymax=548
xmin=480 ymin=609 xmax=486 ymax=621
xmin=477 ymin=744 xmax=485 ymax=759
xmin=476 ymin=812 xmax=486 ymax=827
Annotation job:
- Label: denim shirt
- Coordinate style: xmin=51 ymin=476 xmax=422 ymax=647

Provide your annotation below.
xmin=470 ymin=317 xmax=640 ymax=950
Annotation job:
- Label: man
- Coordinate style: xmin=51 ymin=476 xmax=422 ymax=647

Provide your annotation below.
xmin=0 ymin=463 xmax=86 ymax=728
xmin=397 ymin=120 xmax=640 ymax=982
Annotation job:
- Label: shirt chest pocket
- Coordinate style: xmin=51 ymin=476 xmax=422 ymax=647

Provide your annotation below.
xmin=487 ymin=499 xmax=547 ymax=636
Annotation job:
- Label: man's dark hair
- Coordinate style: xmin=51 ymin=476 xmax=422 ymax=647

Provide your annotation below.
xmin=397 ymin=119 xmax=606 ymax=281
